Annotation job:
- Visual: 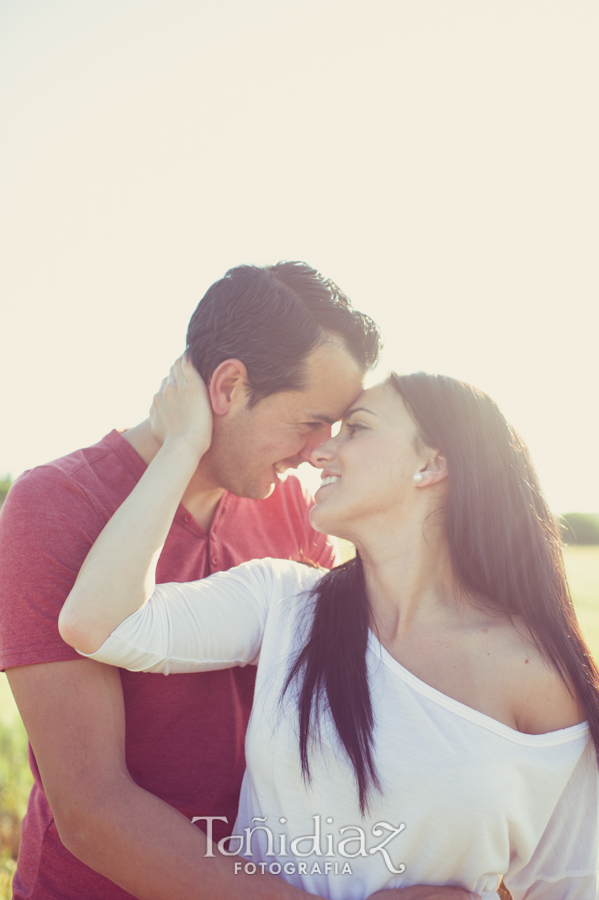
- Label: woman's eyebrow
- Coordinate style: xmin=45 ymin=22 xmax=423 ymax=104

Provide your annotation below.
xmin=344 ymin=406 xmax=378 ymax=418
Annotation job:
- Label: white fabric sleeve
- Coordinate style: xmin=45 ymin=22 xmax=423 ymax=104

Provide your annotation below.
xmin=503 ymin=742 xmax=599 ymax=899
xmin=79 ymin=558 xmax=321 ymax=675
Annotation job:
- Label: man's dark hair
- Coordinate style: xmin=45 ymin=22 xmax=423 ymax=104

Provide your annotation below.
xmin=186 ymin=261 xmax=381 ymax=406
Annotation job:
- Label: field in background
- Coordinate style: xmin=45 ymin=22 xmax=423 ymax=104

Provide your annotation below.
xmin=564 ymin=546 xmax=599 ymax=659
xmin=0 ymin=545 xmax=597 ymax=897
xmin=0 ymin=678 xmax=31 ymax=896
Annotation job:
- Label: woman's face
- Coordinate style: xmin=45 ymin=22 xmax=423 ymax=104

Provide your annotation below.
xmin=308 ymin=381 xmax=426 ymax=540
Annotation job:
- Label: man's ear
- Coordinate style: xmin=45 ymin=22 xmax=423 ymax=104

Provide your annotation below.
xmin=414 ymin=451 xmax=448 ymax=487
xmin=209 ymin=359 xmax=249 ymax=416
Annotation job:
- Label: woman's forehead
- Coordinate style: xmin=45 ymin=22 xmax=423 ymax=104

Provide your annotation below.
xmin=344 ymin=382 xmax=399 ymax=416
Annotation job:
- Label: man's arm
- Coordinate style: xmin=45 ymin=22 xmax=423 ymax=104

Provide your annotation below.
xmin=7 ymin=658 xmax=309 ymax=900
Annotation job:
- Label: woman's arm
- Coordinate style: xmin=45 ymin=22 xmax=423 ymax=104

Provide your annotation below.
xmin=59 ymin=357 xmax=212 ymax=654
xmin=502 ymin=741 xmax=598 ymax=899
xmin=74 ymin=559 xmax=313 ymax=674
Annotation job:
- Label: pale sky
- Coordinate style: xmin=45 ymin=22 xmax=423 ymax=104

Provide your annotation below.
xmin=1 ymin=0 xmax=597 ymax=513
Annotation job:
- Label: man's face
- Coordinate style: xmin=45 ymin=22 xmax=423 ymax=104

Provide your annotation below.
xmin=205 ymin=337 xmax=365 ymax=499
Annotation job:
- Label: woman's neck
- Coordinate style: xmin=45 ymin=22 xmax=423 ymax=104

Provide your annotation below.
xmin=355 ymin=512 xmax=460 ymax=640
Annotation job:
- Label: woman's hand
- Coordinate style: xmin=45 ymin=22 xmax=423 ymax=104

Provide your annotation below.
xmin=367 ymin=888 xmax=480 ymax=900
xmin=59 ymin=357 xmax=213 ymax=657
xmin=150 ymin=355 xmax=213 ymax=458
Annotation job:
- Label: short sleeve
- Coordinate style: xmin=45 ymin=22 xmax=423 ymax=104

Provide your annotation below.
xmin=83 ymin=558 xmax=322 ymax=675
xmin=503 ymin=742 xmax=599 ymax=899
xmin=0 ymin=467 xmax=106 ymax=670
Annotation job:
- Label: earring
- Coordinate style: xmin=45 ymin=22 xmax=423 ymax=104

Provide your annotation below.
xmin=412 ymin=473 xmax=423 ymax=483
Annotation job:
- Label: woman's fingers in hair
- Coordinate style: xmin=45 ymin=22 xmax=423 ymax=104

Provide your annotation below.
xmin=150 ymin=355 xmax=213 ymax=455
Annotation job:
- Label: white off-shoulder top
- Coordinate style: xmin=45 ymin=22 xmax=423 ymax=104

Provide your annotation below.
xmin=83 ymin=558 xmax=599 ymax=899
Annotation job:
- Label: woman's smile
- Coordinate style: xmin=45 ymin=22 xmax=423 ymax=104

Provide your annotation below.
xmin=318 ymin=474 xmax=340 ymax=489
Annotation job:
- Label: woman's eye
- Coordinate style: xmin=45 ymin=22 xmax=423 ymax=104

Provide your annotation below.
xmin=346 ymin=422 xmax=365 ymax=436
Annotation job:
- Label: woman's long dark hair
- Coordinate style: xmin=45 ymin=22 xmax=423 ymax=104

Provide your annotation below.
xmin=283 ymin=372 xmax=599 ymax=814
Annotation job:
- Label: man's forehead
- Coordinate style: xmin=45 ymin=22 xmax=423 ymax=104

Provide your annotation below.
xmin=281 ymin=338 xmax=365 ymax=420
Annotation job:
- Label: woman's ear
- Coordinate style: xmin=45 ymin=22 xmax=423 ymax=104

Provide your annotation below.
xmin=414 ymin=451 xmax=448 ymax=487
xmin=209 ymin=359 xmax=249 ymax=416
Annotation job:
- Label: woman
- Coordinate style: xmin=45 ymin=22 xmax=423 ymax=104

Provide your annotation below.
xmin=59 ymin=360 xmax=599 ymax=899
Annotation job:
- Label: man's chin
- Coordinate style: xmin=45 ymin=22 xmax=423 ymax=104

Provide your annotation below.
xmin=258 ymin=469 xmax=290 ymax=499
xmin=239 ymin=478 xmax=278 ymax=501
xmin=225 ymin=468 xmax=291 ymax=501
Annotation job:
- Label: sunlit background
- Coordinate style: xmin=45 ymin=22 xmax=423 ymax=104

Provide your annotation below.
xmin=1 ymin=0 xmax=597 ymax=513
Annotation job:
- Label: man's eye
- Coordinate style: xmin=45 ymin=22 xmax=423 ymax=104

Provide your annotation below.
xmin=298 ymin=422 xmax=324 ymax=434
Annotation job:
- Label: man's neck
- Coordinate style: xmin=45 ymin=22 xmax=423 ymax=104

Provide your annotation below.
xmin=122 ymin=420 xmax=225 ymax=531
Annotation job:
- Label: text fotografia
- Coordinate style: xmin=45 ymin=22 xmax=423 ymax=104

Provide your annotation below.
xmin=191 ymin=815 xmax=406 ymax=876
xmin=235 ymin=860 xmax=352 ymax=877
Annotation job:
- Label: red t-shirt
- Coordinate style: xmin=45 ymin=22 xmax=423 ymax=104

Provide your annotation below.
xmin=0 ymin=430 xmax=339 ymax=900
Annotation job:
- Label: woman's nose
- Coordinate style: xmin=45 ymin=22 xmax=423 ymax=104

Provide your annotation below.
xmin=308 ymin=435 xmax=338 ymax=468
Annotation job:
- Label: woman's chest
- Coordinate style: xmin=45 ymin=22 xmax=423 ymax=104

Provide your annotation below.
xmin=374 ymin=621 xmax=531 ymax=730
xmin=244 ymin=649 xmax=556 ymax=869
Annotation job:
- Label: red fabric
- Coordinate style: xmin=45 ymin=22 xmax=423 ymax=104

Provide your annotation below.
xmin=0 ymin=430 xmax=339 ymax=900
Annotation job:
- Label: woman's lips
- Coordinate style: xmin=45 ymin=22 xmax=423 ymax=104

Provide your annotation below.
xmin=318 ymin=475 xmax=340 ymax=489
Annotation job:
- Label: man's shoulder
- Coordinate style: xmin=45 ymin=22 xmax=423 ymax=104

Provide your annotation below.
xmin=22 ymin=429 xmax=141 ymax=480
xmin=3 ymin=430 xmax=144 ymax=524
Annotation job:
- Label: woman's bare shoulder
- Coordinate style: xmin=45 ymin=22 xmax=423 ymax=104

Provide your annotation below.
xmin=499 ymin=615 xmax=585 ymax=735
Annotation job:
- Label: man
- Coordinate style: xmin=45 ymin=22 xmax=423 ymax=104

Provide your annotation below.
xmin=0 ymin=261 xmax=475 ymax=900
xmin=0 ymin=261 xmax=378 ymax=899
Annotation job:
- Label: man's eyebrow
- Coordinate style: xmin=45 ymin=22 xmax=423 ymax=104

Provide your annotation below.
xmin=344 ymin=406 xmax=378 ymax=418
